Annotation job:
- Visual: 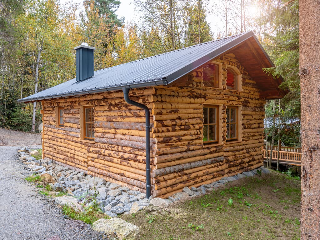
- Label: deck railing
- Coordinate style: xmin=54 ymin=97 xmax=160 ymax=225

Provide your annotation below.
xmin=269 ymin=146 xmax=301 ymax=153
xmin=263 ymin=149 xmax=302 ymax=165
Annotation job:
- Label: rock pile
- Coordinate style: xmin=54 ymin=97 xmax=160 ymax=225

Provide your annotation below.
xmin=18 ymin=147 xmax=270 ymax=217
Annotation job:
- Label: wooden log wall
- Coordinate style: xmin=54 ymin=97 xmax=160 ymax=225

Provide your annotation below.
xmin=42 ymin=88 xmax=157 ymax=192
xmin=152 ymin=53 xmax=266 ymax=198
xmin=42 ymin=52 xmax=266 ymax=198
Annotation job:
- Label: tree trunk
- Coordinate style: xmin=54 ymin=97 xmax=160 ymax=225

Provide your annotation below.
xmin=169 ymin=0 xmax=175 ymax=50
xmin=198 ymin=0 xmax=201 ymax=43
xmin=277 ymin=99 xmax=281 ymax=171
xmin=269 ymin=100 xmax=276 ymax=168
xmin=265 ymin=134 xmax=269 ymax=168
xmin=299 ymin=0 xmax=320 ymax=238
xmin=31 ymin=46 xmax=41 ymax=133
xmin=225 ymin=1 xmax=228 ymax=36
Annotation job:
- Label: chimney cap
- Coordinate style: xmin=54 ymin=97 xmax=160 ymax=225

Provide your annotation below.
xmin=74 ymin=42 xmax=95 ymax=50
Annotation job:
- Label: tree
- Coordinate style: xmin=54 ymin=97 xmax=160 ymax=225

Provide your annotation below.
xmin=0 ymin=0 xmax=82 ymax=132
xmin=185 ymin=0 xmax=212 ymax=46
xmin=136 ymin=0 xmax=212 ymax=54
xmin=258 ymin=0 xmax=300 ymax=119
xmin=16 ymin=0 xmax=69 ymax=132
xmin=93 ymin=0 xmax=123 ymax=28
xmin=299 ymin=0 xmax=320 ymax=238
xmin=0 ymin=0 xmax=23 ymax=43
xmin=135 ymin=0 xmax=187 ymax=51
xmin=83 ymin=0 xmax=123 ymax=53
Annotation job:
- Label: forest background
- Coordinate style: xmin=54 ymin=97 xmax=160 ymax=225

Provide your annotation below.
xmin=0 ymin=0 xmax=299 ymax=147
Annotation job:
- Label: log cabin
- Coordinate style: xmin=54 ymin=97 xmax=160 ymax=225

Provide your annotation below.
xmin=19 ymin=31 xmax=284 ymax=198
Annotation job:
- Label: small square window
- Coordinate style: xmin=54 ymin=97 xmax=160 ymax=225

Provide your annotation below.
xmin=203 ymin=106 xmax=219 ymax=143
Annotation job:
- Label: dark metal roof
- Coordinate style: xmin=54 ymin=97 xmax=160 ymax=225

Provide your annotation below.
xmin=19 ymin=31 xmax=275 ymax=102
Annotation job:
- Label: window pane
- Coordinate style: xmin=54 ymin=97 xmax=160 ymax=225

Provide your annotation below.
xmin=203 ymin=125 xmax=208 ymax=142
xmin=86 ymin=108 xmax=94 ymax=122
xmin=226 ymin=123 xmax=230 ymax=139
xmin=203 ymin=64 xmax=219 ymax=87
xmin=209 ymin=124 xmax=216 ymax=141
xmin=227 ymin=69 xmax=235 ymax=89
xmin=203 ymin=108 xmax=208 ymax=124
xmin=59 ymin=109 xmax=64 ymax=125
xmin=86 ymin=123 xmax=94 ymax=138
xmin=230 ymin=123 xmax=236 ymax=138
xmin=231 ymin=108 xmax=236 ymax=123
xmin=209 ymin=108 xmax=216 ymax=124
xmin=226 ymin=108 xmax=230 ymax=123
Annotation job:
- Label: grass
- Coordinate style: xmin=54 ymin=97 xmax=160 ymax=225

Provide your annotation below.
xmin=62 ymin=203 xmax=108 ymax=224
xmin=30 ymin=149 xmax=42 ymax=160
xmin=25 ymin=173 xmax=109 ymax=225
xmin=25 ymin=174 xmax=41 ymax=182
xmin=122 ymin=171 xmax=301 ymax=240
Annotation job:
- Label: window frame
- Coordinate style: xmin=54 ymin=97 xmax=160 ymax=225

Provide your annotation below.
xmin=226 ymin=65 xmax=242 ymax=91
xmin=203 ymin=61 xmax=222 ymax=88
xmin=58 ymin=107 xmax=64 ymax=126
xmin=226 ymin=106 xmax=238 ymax=141
xmin=203 ymin=105 xmax=219 ymax=144
xmin=81 ymin=106 xmax=95 ymax=141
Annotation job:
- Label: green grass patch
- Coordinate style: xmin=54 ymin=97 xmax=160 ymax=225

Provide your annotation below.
xmin=55 ymin=191 xmax=67 ymax=197
xmin=122 ymin=171 xmax=301 ymax=239
xmin=25 ymin=174 xmax=41 ymax=182
xmin=62 ymin=205 xmax=108 ymax=225
xmin=39 ymin=190 xmax=50 ymax=196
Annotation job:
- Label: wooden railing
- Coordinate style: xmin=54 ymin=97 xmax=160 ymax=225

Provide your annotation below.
xmin=270 ymin=146 xmax=301 ymax=153
xmin=263 ymin=149 xmax=302 ymax=165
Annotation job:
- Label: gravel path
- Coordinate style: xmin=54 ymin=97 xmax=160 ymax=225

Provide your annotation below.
xmin=0 ymin=146 xmax=107 ymax=240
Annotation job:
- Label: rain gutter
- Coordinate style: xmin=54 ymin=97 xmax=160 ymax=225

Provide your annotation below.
xmin=123 ymin=87 xmax=151 ymax=199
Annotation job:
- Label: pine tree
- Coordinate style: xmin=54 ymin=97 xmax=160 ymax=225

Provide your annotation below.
xmin=257 ymin=0 xmax=299 ymax=120
xmin=185 ymin=0 xmax=212 ymax=46
xmin=300 ymin=0 xmax=320 ymax=238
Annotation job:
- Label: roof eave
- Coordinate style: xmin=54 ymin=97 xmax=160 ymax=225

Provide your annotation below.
xmin=18 ymin=79 xmax=167 ymax=103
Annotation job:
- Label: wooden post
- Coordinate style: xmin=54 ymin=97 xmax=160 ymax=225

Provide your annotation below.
xmin=269 ymin=100 xmax=276 ymax=168
xmin=277 ymin=139 xmax=280 ymax=171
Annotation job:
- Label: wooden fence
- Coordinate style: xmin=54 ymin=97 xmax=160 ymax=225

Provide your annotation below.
xmin=263 ymin=148 xmax=302 ymax=166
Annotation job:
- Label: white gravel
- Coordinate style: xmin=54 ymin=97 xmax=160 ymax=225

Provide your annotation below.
xmin=0 ymin=146 xmax=108 ymax=240
xmin=0 ymin=128 xmax=41 ymax=146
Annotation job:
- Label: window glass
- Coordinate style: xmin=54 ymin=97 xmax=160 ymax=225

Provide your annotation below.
xmin=203 ymin=108 xmax=208 ymax=124
xmin=227 ymin=69 xmax=235 ymax=89
xmin=226 ymin=107 xmax=237 ymax=141
xmin=84 ymin=107 xmax=94 ymax=139
xmin=203 ymin=106 xmax=218 ymax=143
xmin=58 ymin=108 xmax=64 ymax=126
xmin=203 ymin=63 xmax=219 ymax=88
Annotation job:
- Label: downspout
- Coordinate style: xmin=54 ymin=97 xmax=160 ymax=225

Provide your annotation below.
xmin=123 ymin=87 xmax=151 ymax=199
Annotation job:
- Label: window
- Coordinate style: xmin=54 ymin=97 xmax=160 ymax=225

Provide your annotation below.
xmin=84 ymin=107 xmax=94 ymax=140
xmin=203 ymin=106 xmax=219 ymax=143
xmin=226 ymin=67 xmax=242 ymax=91
xmin=58 ymin=108 xmax=64 ymax=126
xmin=203 ymin=63 xmax=220 ymax=88
xmin=226 ymin=68 xmax=235 ymax=89
xmin=226 ymin=107 xmax=237 ymax=141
